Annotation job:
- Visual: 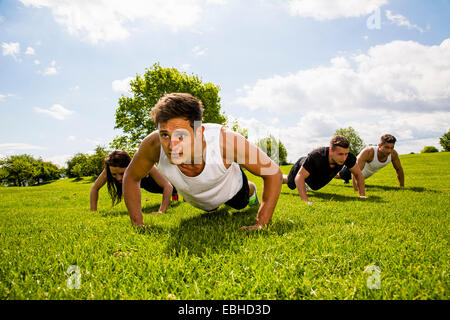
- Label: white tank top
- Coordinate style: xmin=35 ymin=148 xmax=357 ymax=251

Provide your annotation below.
xmin=157 ymin=123 xmax=243 ymax=211
xmin=361 ymin=146 xmax=392 ymax=179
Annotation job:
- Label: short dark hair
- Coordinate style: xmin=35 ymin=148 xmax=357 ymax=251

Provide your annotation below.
xmin=380 ymin=134 xmax=397 ymax=145
xmin=330 ymin=135 xmax=350 ymax=150
xmin=151 ymin=93 xmax=204 ymax=129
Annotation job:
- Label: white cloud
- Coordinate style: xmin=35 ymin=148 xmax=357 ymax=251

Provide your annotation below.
xmin=2 ymin=42 xmax=20 ymax=60
xmin=112 ymin=77 xmax=133 ymax=93
xmin=67 ymin=136 xmax=76 ymax=141
xmin=385 ymin=10 xmax=424 ymax=33
xmin=33 ymin=104 xmax=74 ymax=120
xmin=234 ymin=39 xmax=450 ymax=160
xmin=25 ymin=46 xmax=35 ymax=55
xmin=192 ymin=45 xmax=207 ymax=56
xmin=0 ymin=143 xmax=46 ymax=154
xmin=180 ymin=64 xmax=192 ymax=71
xmin=286 ymin=0 xmax=388 ymax=20
xmin=45 ymin=154 xmax=72 ymax=167
xmin=42 ymin=60 xmax=58 ymax=76
xmin=34 ymin=59 xmax=40 ymax=65
xmin=236 ymin=38 xmax=450 ymax=114
xmin=0 ymin=93 xmax=15 ymax=102
xmin=19 ymin=0 xmax=227 ymax=44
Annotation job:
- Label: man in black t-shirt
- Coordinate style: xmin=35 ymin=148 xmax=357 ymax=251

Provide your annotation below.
xmin=283 ymin=135 xmax=366 ymax=205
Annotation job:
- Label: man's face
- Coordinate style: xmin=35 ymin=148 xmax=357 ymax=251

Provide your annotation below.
xmin=158 ymin=118 xmax=202 ymax=165
xmin=330 ymin=146 xmax=350 ymax=166
xmin=379 ymin=142 xmax=395 ymax=157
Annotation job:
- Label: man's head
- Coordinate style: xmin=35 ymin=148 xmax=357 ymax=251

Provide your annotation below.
xmin=329 ymin=135 xmax=350 ymax=165
xmin=151 ymin=93 xmax=204 ymax=165
xmin=378 ymin=134 xmax=396 ymax=157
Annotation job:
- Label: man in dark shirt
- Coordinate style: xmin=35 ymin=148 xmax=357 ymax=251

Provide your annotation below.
xmin=283 ymin=135 xmax=366 ymax=205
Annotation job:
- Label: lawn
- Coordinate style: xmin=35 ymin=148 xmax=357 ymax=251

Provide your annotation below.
xmin=0 ymin=152 xmax=449 ymax=300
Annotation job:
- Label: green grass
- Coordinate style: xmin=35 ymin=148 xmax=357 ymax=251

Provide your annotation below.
xmin=0 ymin=152 xmax=449 ymax=300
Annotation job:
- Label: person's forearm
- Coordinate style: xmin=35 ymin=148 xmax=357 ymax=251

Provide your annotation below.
xmin=90 ymin=189 xmax=99 ymax=211
xmin=397 ymin=169 xmax=405 ymax=187
xmin=159 ymin=184 xmax=173 ymax=213
xmin=255 ymin=172 xmax=282 ymax=227
xmin=123 ymin=176 xmax=144 ymax=226
xmin=295 ymin=176 xmax=309 ymax=203
xmin=352 ymin=174 xmax=358 ymax=191
xmin=357 ymin=174 xmax=366 ymax=197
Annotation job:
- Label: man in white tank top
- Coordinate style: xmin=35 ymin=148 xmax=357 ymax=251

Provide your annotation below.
xmin=337 ymin=134 xmax=405 ymax=189
xmin=123 ymin=93 xmax=283 ymax=231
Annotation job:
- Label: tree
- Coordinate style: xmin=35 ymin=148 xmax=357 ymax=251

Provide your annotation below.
xmin=229 ymin=119 xmax=248 ymax=139
xmin=439 ymin=130 xmax=450 ymax=152
xmin=421 ymin=146 xmax=439 ymax=153
xmin=66 ymin=153 xmax=89 ymax=178
xmin=256 ymin=135 xmax=288 ymax=165
xmin=0 ymin=154 xmax=61 ymax=186
xmin=111 ymin=63 xmax=227 ymax=152
xmin=65 ymin=146 xmax=110 ymax=179
xmin=334 ymin=127 xmax=366 ymax=156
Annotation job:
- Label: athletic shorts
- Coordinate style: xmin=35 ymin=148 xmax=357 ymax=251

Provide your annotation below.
xmin=286 ymin=157 xmax=306 ymax=190
xmin=206 ymin=167 xmax=250 ymax=211
xmin=140 ymin=176 xmax=178 ymax=195
xmin=224 ymin=167 xmax=250 ymax=210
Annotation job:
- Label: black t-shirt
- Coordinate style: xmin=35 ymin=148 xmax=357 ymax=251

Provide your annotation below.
xmin=294 ymin=147 xmax=356 ymax=190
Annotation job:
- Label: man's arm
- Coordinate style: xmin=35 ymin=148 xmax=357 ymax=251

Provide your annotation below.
xmin=294 ymin=166 xmax=312 ymax=205
xmin=222 ymin=128 xmax=282 ymax=230
xmin=90 ymin=169 xmax=107 ymax=211
xmin=391 ymin=150 xmax=404 ymax=187
xmin=123 ymin=132 xmax=160 ymax=226
xmin=147 ymin=166 xmax=173 ymax=213
xmin=349 ymin=164 xmax=366 ymax=198
xmin=352 ymin=148 xmax=370 ymax=191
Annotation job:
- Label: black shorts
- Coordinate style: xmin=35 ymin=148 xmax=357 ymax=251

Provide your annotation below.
xmin=287 ymin=157 xmax=306 ymax=190
xmin=338 ymin=166 xmax=352 ymax=182
xmin=140 ymin=176 xmax=177 ymax=195
xmin=224 ymin=167 xmax=250 ymax=210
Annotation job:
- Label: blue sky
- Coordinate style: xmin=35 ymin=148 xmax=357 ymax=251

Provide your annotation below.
xmin=1 ymin=0 xmax=449 ymax=166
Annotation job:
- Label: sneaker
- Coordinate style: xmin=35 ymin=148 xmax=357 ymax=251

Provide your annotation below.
xmin=248 ymin=186 xmax=260 ymax=206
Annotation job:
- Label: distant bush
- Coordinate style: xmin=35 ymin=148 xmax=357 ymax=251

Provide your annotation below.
xmin=421 ymin=146 xmax=439 ymax=153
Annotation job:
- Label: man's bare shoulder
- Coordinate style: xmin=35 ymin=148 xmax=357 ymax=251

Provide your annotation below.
xmin=136 ymin=130 xmax=161 ymax=162
xmin=141 ymin=130 xmax=161 ymax=147
xmin=391 ymin=149 xmax=401 ymax=161
xmin=359 ymin=147 xmax=374 ymax=161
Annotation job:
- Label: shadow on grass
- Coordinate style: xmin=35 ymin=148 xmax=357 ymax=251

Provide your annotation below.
xmin=98 ymin=202 xmax=182 ymax=217
xmin=280 ymin=191 xmax=386 ymax=203
xmin=365 ymin=184 xmax=440 ymax=193
xmin=164 ymin=206 xmax=257 ymax=257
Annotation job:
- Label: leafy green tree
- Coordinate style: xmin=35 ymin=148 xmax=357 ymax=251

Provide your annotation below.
xmin=111 ymin=63 xmax=227 ymax=152
xmin=334 ymin=127 xmax=366 ymax=156
xmin=34 ymin=160 xmax=61 ymax=185
xmin=66 ymin=146 xmax=110 ymax=178
xmin=229 ymin=119 xmax=249 ymax=139
xmin=256 ymin=135 xmax=288 ymax=165
xmin=439 ymin=130 xmax=450 ymax=152
xmin=66 ymin=153 xmax=89 ymax=178
xmin=85 ymin=146 xmax=109 ymax=177
xmin=421 ymin=146 xmax=439 ymax=153
xmin=0 ymin=154 xmax=61 ymax=186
